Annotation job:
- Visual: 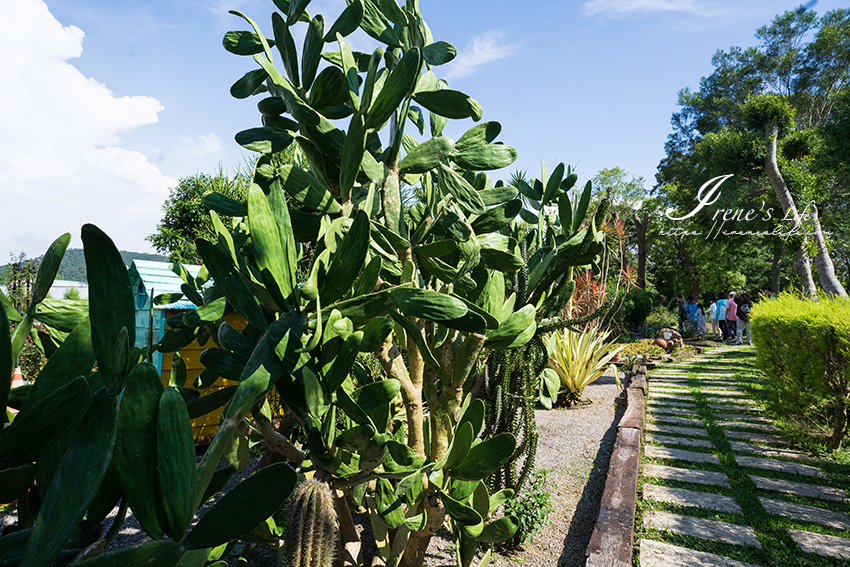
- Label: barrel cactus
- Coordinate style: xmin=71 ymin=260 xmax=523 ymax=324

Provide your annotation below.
xmin=283 ymin=479 xmax=338 ymax=567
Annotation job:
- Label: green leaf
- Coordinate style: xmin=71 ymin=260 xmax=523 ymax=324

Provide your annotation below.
xmin=359 ymin=0 xmax=402 ymax=47
xmin=480 ymin=248 xmax=523 ymax=272
xmin=337 ymin=33 xmax=360 ymax=111
xmin=485 ymin=304 xmax=536 ymax=350
xmin=351 ymin=379 xmax=401 ymax=410
xmin=319 ymin=210 xmax=370 ymax=305
xmin=445 ymin=422 xmax=474 ymax=471
xmin=309 ymin=65 xmax=346 ymax=110
xmin=452 ymin=144 xmax=517 ymax=171
xmin=223 ymin=30 xmax=275 ymax=55
xmin=196 ymin=239 xmax=268 ymax=332
xmin=488 ymin=488 xmax=514 ymax=515
xmin=301 ymin=15 xmax=325 ymax=90
xmin=373 ymin=0 xmax=406 ymax=26
xmin=451 ymin=433 xmax=516 ymax=482
xmin=325 ymin=288 xmax=393 ymax=326
xmin=257 ymin=96 xmax=289 ymax=117
xmin=186 ymin=386 xmax=238 ymax=419
xmin=541 ymin=162 xmax=565 ymax=206
xmin=390 ymin=287 xmax=467 ymax=320
xmin=389 ymin=310 xmax=439 ymax=369
xmin=21 ymin=389 xmax=119 ymax=567
xmin=68 ymin=541 xmax=184 ymax=567
xmin=360 ymin=48 xmax=384 ymax=113
xmin=248 ymin=184 xmax=293 ymax=309
xmin=477 ymin=516 xmax=519 ymax=543
xmin=398 ymin=136 xmax=454 ymax=174
xmin=455 ymin=121 xmax=501 ymax=152
xmin=413 ymin=90 xmax=483 ymax=121
xmin=203 ymin=192 xmax=247 ymax=217
xmin=157 ymin=388 xmax=196 ymax=540
xmin=558 ymin=193 xmax=573 ymax=231
xmin=324 ymin=0 xmax=362 ymax=41
xmin=278 ymin=165 xmax=342 ymax=214
xmin=415 ymin=239 xmax=457 ymax=257
xmin=573 ymin=180 xmax=593 ymax=233
xmin=230 ymin=69 xmax=268 ymax=99
xmin=439 ymin=164 xmax=485 ymax=214
xmin=340 ymin=113 xmax=366 ymax=202
xmin=457 ymin=395 xmax=485 ymax=437
xmin=471 ymin=199 xmax=522 ymax=234
xmin=422 ymin=41 xmax=456 ymax=66
xmin=32 ymin=233 xmax=70 ymax=306
xmin=440 ymin=491 xmax=483 ymax=537
xmin=200 ymin=348 xmax=247 ymax=382
xmin=360 ymin=317 xmax=393 ymax=351
xmin=479 ymin=185 xmax=518 ymax=206
xmin=235 ymin=127 xmax=293 ymax=154
xmin=82 ymin=224 xmax=135 ymax=390
xmin=364 ymin=47 xmax=421 ymax=130
xmin=184 ymin=463 xmax=297 ymax=549
xmin=287 ymin=0 xmax=311 ymax=25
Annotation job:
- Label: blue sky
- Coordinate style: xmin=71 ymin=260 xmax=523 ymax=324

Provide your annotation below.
xmin=1 ymin=0 xmax=843 ymax=258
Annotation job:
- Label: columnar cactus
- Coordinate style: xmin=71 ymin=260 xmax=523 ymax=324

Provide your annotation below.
xmin=283 ymin=479 xmax=338 ymax=567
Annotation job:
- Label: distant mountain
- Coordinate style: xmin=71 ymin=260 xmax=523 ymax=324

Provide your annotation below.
xmin=0 ymin=249 xmax=167 ymax=284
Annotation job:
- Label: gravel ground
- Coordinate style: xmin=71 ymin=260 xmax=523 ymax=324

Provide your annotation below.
xmin=2 ymin=370 xmax=625 ymax=567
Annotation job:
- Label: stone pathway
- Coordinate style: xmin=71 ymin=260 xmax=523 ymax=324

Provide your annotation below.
xmin=639 ymin=346 xmax=850 ymax=567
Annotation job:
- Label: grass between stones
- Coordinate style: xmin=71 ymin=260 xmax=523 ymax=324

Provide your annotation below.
xmin=636 ymin=348 xmax=850 ymax=566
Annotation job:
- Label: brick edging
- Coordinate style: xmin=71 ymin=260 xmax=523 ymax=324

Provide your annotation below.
xmin=585 ymin=365 xmax=646 ymax=567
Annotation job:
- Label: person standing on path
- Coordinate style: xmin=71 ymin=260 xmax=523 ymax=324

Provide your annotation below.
xmin=736 ymin=291 xmax=753 ymax=345
xmin=677 ymin=295 xmax=688 ymax=333
xmin=696 ymin=302 xmax=707 ymax=336
xmin=716 ymin=293 xmax=728 ymax=342
xmin=726 ymin=291 xmax=738 ymax=344
xmin=709 ymin=298 xmax=718 ymax=339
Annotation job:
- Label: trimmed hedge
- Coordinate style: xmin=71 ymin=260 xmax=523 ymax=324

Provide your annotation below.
xmin=751 ymin=294 xmax=850 ymax=449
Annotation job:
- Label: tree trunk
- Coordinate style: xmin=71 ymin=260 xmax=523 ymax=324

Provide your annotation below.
xmin=763 ymin=121 xmax=819 ymax=297
xmin=810 ymin=205 xmax=848 ymax=297
xmin=633 ymin=211 xmax=648 ymax=290
xmin=828 ymin=396 xmax=847 ymax=451
xmin=771 ymin=236 xmax=783 ymax=293
xmin=675 ymin=237 xmax=700 ymax=300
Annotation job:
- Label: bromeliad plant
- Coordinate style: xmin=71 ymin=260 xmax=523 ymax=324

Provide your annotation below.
xmin=543 ymin=322 xmax=624 ymax=406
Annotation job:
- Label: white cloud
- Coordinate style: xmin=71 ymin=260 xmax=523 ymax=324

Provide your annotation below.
xmin=0 ymin=0 xmax=175 ymax=256
xmin=582 ymin=0 xmax=724 ymax=17
xmin=443 ymin=31 xmax=523 ymax=80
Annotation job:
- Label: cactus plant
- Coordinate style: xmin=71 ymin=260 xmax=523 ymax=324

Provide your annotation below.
xmin=283 ymin=479 xmax=338 ymax=567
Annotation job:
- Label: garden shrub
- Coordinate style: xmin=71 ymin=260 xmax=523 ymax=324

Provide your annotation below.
xmin=620 ymin=289 xmax=654 ymax=329
xmin=751 ymin=294 xmax=850 ymax=450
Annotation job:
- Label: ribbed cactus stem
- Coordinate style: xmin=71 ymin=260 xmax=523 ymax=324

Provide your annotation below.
xmin=283 ymin=479 xmax=338 ymax=567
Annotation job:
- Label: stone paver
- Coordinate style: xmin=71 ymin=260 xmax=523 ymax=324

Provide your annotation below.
xmin=787 ymin=528 xmax=850 ymax=560
xmin=648 ymin=407 xmax=700 ymax=417
xmin=643 ymin=511 xmax=760 ymax=548
xmin=640 ymin=538 xmax=762 ymax=567
xmin=647 ymin=400 xmax=697 ymax=409
xmin=715 ymin=421 xmax=780 ymax=432
xmin=644 ymin=434 xmax=713 ymax=449
xmin=643 ymin=484 xmax=741 ymax=513
xmin=727 ymin=441 xmax=812 ymax=461
xmin=760 ymin=497 xmax=850 ymax=530
xmin=650 ymin=415 xmax=703 ymax=427
xmin=709 ymin=403 xmax=762 ymax=412
xmin=711 ymin=413 xmax=769 ymax=421
xmin=646 ymin=423 xmax=709 ymax=438
xmin=644 ymin=464 xmax=730 ymax=487
xmin=736 ymin=455 xmax=826 ymax=479
xmin=645 ymin=445 xmax=721 ymax=464
xmin=649 ymin=393 xmax=694 ymax=402
xmin=751 ymin=475 xmax=847 ymax=501
xmin=724 ymin=430 xmax=785 ymax=445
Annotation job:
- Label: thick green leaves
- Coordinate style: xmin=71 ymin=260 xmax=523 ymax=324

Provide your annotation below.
xmin=477 ymin=516 xmax=519 ymax=543
xmin=249 ymin=183 xmax=293 ymax=309
xmin=182 ymin=298 xmax=226 ymax=328
xmin=309 ymin=66 xmax=345 ymax=109
xmin=203 ymin=192 xmax=247 ymax=217
xmin=230 ymin=69 xmax=268 ymax=99
xmin=360 ymin=317 xmax=393 ymax=351
xmin=413 ymin=90 xmax=482 ymax=121
xmin=0 ymin=302 xmax=11 ymax=424
xmin=319 ymin=210 xmax=370 ymax=305
xmin=573 ymin=180 xmax=593 ymax=233
xmin=455 ymin=122 xmax=501 ymax=152
xmin=21 ymin=389 xmax=119 ymax=567
xmin=398 ymin=136 xmax=454 ymax=174
xmin=422 ymin=41 xmax=457 ymax=66
xmin=0 ymin=464 xmax=35 ymax=504
xmin=337 ymin=33 xmax=360 ymax=111
xmin=479 ymin=248 xmax=523 ymax=272
xmin=187 ymin=386 xmax=238 ymax=419
xmin=324 ymin=0 xmax=362 ymax=41
xmin=389 ymin=310 xmax=439 ymax=369
xmin=457 ymin=396 xmax=485 ymax=437
xmin=390 ymin=287 xmax=467 ymax=320
xmin=278 ymin=165 xmax=341 ymax=214
xmin=484 ymin=304 xmax=536 ymax=349
xmin=351 ymin=379 xmax=401 ymax=410
xmin=70 ymin=541 xmax=184 ymax=567
xmin=364 ymin=47 xmax=421 ymax=130
xmin=452 ymin=144 xmax=517 ymax=171
xmin=82 ymin=224 xmax=135 ymax=390
xmin=470 ymin=199 xmax=522 ymax=234
xmin=271 ymin=13 xmax=299 ymax=87
xmin=0 ymin=376 xmax=88 ymax=468
xmin=301 ymin=15 xmax=325 ymax=90
xmin=184 ymin=462 xmax=297 ymax=549
xmin=444 ymin=422 xmax=474 ymax=471
xmin=223 ymin=30 xmax=275 ymax=55
xmin=115 ymin=363 xmax=167 ymax=540
xmin=324 ymin=332 xmax=362 ymax=393
xmin=325 ymin=288 xmax=392 ymax=326
xmin=200 ymin=349 xmax=247 ymax=382
xmin=439 ymin=164 xmax=485 ymax=214
xmin=235 ymin=127 xmax=293 ymax=154
xmin=340 ymin=113 xmax=366 ymax=201
xmin=451 ymin=433 xmax=516 ymax=482
xmin=440 ymin=492 xmax=483 ymax=537
xmin=32 ymin=233 xmax=70 ymax=306
xmin=157 ymin=388 xmax=196 ymax=540
xmin=359 ymin=0 xmax=402 ymax=47
xmin=196 ymin=239 xmax=268 ymax=332
xmin=541 ymin=163 xmax=564 ymax=206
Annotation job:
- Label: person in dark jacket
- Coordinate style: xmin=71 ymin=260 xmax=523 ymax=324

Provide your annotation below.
xmin=677 ymin=295 xmax=687 ymax=333
xmin=736 ymin=291 xmax=753 ymax=345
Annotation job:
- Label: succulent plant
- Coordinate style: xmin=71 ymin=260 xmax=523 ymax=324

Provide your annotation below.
xmin=283 ymin=479 xmax=338 ymax=567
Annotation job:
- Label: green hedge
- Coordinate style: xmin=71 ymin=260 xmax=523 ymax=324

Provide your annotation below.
xmin=751 ymin=294 xmax=850 ymax=449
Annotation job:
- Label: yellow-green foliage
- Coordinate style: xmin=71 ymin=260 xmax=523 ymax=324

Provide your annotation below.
xmin=546 ymin=323 xmax=625 ymax=404
xmin=751 ymin=294 xmax=850 ymax=449
xmin=617 ymin=340 xmax=666 ymax=358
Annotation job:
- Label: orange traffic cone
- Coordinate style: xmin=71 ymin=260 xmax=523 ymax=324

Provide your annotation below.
xmin=11 ymin=367 xmax=24 ymax=388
